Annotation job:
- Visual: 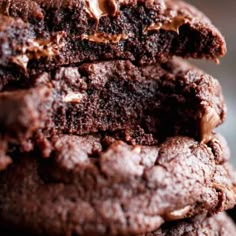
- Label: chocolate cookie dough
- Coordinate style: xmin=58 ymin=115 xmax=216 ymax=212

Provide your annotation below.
xmin=0 ymin=58 xmax=226 ymax=161
xmin=0 ymin=0 xmax=226 ymax=75
xmin=0 ymin=134 xmax=235 ymax=235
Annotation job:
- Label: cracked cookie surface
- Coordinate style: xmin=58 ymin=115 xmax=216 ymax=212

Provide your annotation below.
xmin=0 ymin=134 xmax=235 ymax=235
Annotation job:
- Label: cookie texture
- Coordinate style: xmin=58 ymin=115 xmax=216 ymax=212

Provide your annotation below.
xmin=0 ymin=134 xmax=235 ymax=235
xmin=145 ymin=213 xmax=236 ymax=236
xmin=0 ymin=1 xmax=233 ymax=236
xmin=0 ymin=0 xmax=226 ymax=76
xmin=0 ymin=58 xmax=226 ymax=164
xmin=1 ymin=213 xmax=235 ymax=236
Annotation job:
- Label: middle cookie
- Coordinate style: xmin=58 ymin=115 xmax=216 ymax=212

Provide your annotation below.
xmin=0 ymin=58 xmax=225 ymax=161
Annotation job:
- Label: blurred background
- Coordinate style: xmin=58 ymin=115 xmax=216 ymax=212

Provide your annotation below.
xmin=187 ymin=0 xmax=236 ymax=166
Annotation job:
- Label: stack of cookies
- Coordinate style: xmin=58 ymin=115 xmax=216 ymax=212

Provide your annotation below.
xmin=0 ymin=0 xmax=236 ymax=235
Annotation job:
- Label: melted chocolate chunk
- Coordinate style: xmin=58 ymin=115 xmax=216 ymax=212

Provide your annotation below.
xmin=81 ymin=32 xmax=129 ymax=44
xmin=83 ymin=0 xmax=119 ymax=21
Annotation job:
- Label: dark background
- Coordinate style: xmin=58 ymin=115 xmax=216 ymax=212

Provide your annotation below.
xmin=187 ymin=0 xmax=236 ymax=166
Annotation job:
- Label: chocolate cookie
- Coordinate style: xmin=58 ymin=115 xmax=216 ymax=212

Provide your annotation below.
xmin=146 ymin=213 xmax=236 ymax=236
xmin=1 ymin=213 xmax=235 ymax=236
xmin=0 ymin=59 xmax=226 ymax=163
xmin=0 ymin=134 xmax=235 ymax=235
xmin=0 ymin=0 xmax=226 ymax=75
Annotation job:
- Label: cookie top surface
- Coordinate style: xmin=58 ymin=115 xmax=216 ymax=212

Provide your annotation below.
xmin=0 ymin=0 xmax=226 ymax=74
xmin=0 ymin=134 xmax=235 ymax=235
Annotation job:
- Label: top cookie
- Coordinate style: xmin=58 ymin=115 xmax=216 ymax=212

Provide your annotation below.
xmin=0 ymin=0 xmax=226 ymax=74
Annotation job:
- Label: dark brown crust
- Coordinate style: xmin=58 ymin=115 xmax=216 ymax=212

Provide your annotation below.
xmin=0 ymin=0 xmax=226 ymax=75
xmin=0 ymin=58 xmax=226 ymax=160
xmin=0 ymin=134 xmax=235 ymax=235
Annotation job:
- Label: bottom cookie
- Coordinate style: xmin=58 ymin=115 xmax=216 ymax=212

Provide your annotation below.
xmin=146 ymin=212 xmax=236 ymax=236
xmin=0 ymin=134 xmax=235 ymax=236
xmin=1 ymin=213 xmax=235 ymax=236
